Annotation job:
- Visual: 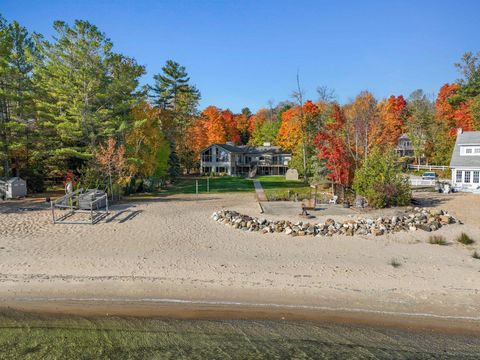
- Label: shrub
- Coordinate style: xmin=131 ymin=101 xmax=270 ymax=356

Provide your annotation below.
xmin=473 ymin=251 xmax=480 ymax=260
xmin=456 ymin=232 xmax=475 ymax=245
xmin=389 ymin=258 xmax=402 ymax=268
xmin=353 ymin=147 xmax=411 ymax=208
xmin=428 ymin=235 xmax=447 ymax=245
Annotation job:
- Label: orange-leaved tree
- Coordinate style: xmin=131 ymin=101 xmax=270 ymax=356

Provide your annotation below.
xmin=436 ymin=83 xmax=474 ymax=136
xmin=187 ymin=106 xmax=241 ymax=156
xmin=376 ymin=95 xmax=408 ymax=146
xmin=96 ymin=137 xmax=126 ymax=200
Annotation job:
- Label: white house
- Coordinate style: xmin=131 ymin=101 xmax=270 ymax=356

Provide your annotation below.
xmin=200 ymin=142 xmax=291 ymax=177
xmin=450 ymin=129 xmax=480 ymax=192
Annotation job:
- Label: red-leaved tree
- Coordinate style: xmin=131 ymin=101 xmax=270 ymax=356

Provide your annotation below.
xmin=314 ymin=104 xmax=353 ymax=191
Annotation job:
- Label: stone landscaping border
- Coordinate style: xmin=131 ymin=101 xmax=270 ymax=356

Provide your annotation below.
xmin=212 ymin=208 xmax=460 ymax=237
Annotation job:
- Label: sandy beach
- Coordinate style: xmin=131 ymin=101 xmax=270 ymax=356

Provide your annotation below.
xmin=1 ymin=191 xmax=479 ymax=332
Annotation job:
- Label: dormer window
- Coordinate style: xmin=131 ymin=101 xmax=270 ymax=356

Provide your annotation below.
xmin=460 ymin=146 xmax=480 ymax=155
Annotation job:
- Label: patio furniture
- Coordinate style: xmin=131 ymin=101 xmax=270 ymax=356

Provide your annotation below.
xmin=51 ymin=188 xmax=109 ymax=224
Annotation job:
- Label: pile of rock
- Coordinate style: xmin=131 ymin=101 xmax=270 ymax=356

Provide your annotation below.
xmin=211 ymin=207 xmax=460 ymax=237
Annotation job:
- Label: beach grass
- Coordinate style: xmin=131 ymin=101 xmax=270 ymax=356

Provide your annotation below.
xmin=428 ymin=235 xmax=448 ymax=245
xmin=456 ymin=232 xmax=475 ymax=245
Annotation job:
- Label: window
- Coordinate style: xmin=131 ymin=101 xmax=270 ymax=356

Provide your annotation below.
xmin=461 ymin=146 xmax=480 ymax=155
xmin=216 ymin=150 xmax=229 ymax=162
xmin=201 ymin=148 xmax=212 ymax=162
xmin=474 ymin=171 xmax=480 ymax=184
xmin=456 ymin=170 xmax=462 ymax=182
xmin=465 ymin=171 xmax=471 ymax=183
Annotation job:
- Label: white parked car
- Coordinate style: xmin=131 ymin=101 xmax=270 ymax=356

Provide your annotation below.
xmin=422 ymin=172 xmax=438 ymax=181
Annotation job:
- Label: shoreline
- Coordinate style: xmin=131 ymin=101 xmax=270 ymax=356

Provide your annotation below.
xmin=2 ymin=192 xmax=480 ymax=340
xmin=2 ymin=296 xmax=480 ymax=336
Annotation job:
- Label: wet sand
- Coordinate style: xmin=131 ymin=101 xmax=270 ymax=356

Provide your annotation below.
xmin=2 ymin=298 xmax=480 ymax=336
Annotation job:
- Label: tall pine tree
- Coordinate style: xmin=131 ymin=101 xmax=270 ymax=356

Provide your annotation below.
xmin=150 ymin=60 xmax=200 ymax=178
xmin=33 ymin=20 xmax=145 ymax=175
xmin=0 ymin=17 xmax=38 ymax=179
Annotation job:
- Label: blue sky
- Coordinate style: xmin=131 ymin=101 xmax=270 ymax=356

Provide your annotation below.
xmin=2 ymin=0 xmax=479 ymax=112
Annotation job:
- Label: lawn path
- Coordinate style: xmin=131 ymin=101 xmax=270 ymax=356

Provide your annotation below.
xmin=253 ymin=180 xmax=267 ymax=201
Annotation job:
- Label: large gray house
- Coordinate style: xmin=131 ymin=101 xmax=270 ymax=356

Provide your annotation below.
xmin=200 ymin=142 xmax=291 ymax=177
xmin=450 ymin=129 xmax=480 ymax=192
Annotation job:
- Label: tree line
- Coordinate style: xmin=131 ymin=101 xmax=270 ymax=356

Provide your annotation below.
xmin=1 ymin=16 xmax=479 ymax=198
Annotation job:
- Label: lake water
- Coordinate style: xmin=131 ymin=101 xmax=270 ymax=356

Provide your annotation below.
xmin=1 ymin=310 xmax=479 ymax=359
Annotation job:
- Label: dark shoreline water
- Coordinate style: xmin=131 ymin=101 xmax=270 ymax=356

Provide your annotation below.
xmin=1 ymin=309 xmax=480 ymax=359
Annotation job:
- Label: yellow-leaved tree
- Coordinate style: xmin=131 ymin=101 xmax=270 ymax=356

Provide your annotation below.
xmin=126 ymin=102 xmax=170 ymax=189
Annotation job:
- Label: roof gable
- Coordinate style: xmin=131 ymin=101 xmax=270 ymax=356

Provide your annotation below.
xmin=200 ymin=143 xmax=291 ymax=155
xmin=450 ymin=131 xmax=480 ymax=168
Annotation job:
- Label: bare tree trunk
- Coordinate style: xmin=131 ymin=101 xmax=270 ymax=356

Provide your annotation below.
xmin=295 ymin=72 xmax=308 ymax=183
xmin=0 ymin=93 xmax=11 ymax=178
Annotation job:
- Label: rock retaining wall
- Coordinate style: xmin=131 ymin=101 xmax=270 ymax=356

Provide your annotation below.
xmin=211 ymin=208 xmax=460 ymax=237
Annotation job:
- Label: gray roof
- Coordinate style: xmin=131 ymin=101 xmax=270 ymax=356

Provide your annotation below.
xmin=203 ymin=143 xmax=291 ymax=155
xmin=450 ymin=131 xmax=480 ymax=168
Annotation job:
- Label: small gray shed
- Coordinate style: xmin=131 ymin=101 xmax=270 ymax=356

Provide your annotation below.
xmin=0 ymin=177 xmax=27 ymax=199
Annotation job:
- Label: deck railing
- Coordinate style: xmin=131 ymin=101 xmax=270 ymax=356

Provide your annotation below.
xmin=408 ymin=164 xmax=449 ymax=171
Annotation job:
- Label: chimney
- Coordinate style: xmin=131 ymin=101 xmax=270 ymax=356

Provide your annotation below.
xmin=263 ymin=142 xmax=271 ymax=147
xmin=457 ymin=128 xmax=463 ymax=136
xmin=226 ymin=141 xmax=235 ymax=146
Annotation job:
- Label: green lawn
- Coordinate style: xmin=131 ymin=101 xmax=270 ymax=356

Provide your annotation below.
xmin=128 ymin=175 xmax=312 ymax=198
xmin=256 ymin=176 xmax=312 ymax=200
xmin=163 ymin=176 xmax=255 ymax=194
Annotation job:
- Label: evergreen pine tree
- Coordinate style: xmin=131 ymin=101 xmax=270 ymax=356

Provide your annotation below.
xmin=33 ymin=20 xmax=145 ymax=175
xmin=150 ymin=60 xmax=200 ymax=178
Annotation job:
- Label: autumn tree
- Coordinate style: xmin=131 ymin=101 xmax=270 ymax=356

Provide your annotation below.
xmin=376 ymin=95 xmax=408 ymax=147
xmin=187 ymin=106 xmax=240 ymax=158
xmin=313 ymin=104 xmax=352 ymax=191
xmin=276 ymin=100 xmax=322 ymax=181
xmin=126 ymin=102 xmax=169 ymax=185
xmin=95 ymin=137 xmax=126 ymax=200
xmin=344 ymin=91 xmax=378 ymax=169
xmin=235 ymin=107 xmax=252 ymax=144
